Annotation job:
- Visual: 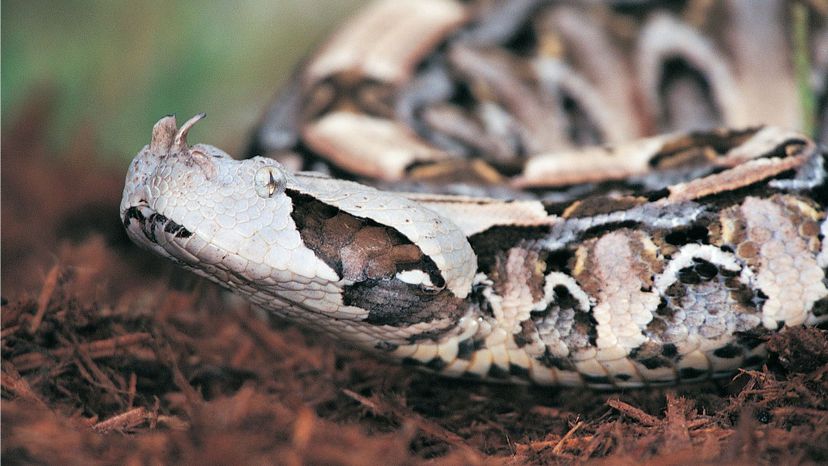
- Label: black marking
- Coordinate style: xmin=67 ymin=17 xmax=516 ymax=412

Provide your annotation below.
xmin=575 ymin=311 xmax=599 ymax=348
xmin=712 ymin=344 xmax=742 ymax=359
xmin=163 ymin=219 xmax=193 ymax=238
xmin=664 ymin=282 xmax=685 ymax=299
xmin=163 ymin=219 xmax=180 ymax=233
xmin=729 ymin=284 xmax=755 ymax=308
xmin=812 ymin=297 xmax=828 ymax=317
xmin=552 ymin=285 xmax=579 ymax=309
xmin=513 ymin=320 xmax=537 ymax=348
xmin=655 ymin=297 xmax=676 ymax=317
xmin=677 ymin=267 xmax=701 ymax=285
xmin=468 ymin=225 xmax=550 ymax=273
xmin=544 ymin=249 xmax=575 ymax=274
xmin=374 ymin=341 xmax=398 ymax=352
xmin=582 ymin=374 xmax=611 ymax=385
xmin=144 ymin=213 xmax=161 ymax=243
xmin=644 ymin=188 xmax=670 ymax=201
xmin=615 ymin=373 xmax=632 ymax=381
xmin=579 ymin=220 xmax=641 ymax=241
xmin=647 ymin=317 xmax=668 ymax=335
xmin=562 ymin=195 xmax=645 ymax=219
xmin=425 ymin=357 xmax=447 ymax=372
xmin=693 ymin=258 xmax=718 ymax=280
xmin=750 ymin=137 xmax=810 ymax=161
xmin=509 ymin=363 xmax=530 ymax=378
xmin=743 ymin=355 xmax=766 ymax=367
xmin=661 ymin=344 xmax=678 ymax=358
xmin=692 ymin=176 xmax=790 ymax=209
xmin=343 ymin=279 xmax=465 ymax=328
xmin=470 ymin=282 xmax=495 ymax=318
xmin=630 ymin=342 xmax=672 ymax=368
xmin=456 ymin=339 xmax=477 ymax=360
xmin=542 ymin=200 xmax=571 ymax=216
xmin=678 ymin=367 xmax=707 ymax=380
xmin=664 ymin=224 xmax=710 ymax=245
xmin=735 ymin=330 xmax=768 ymax=350
xmin=637 ymin=356 xmax=672 ymax=370
xmin=123 ymin=206 xmax=146 ymax=228
xmin=406 ymin=328 xmax=458 ymax=344
xmin=674 ymin=258 xmax=726 ymax=287
xmin=648 ymin=128 xmax=758 ymax=169
xmin=402 ymin=357 xmax=420 ymax=367
xmin=487 ymin=364 xmax=510 ymax=379
xmin=537 ymin=350 xmax=575 ymax=371
xmin=808 ymin=151 xmax=828 ymax=207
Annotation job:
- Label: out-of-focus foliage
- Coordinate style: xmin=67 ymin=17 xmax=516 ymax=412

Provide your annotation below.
xmin=1 ymin=0 xmax=365 ymax=161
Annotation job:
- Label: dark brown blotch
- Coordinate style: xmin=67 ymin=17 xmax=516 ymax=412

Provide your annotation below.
xmin=513 ymin=320 xmax=538 ymax=348
xmin=712 ymin=343 xmax=742 ymax=359
xmin=536 ymin=350 xmax=576 ymax=371
xmin=425 ymin=357 xmax=447 ymax=372
xmin=468 ymin=226 xmax=550 ymax=273
xmin=288 ymin=189 xmax=440 ymax=283
xmin=811 ymin=297 xmax=828 ymax=317
xmin=489 ymin=247 xmax=546 ymax=302
xmin=561 ymin=195 xmax=647 ymax=219
xmin=487 ymin=364 xmax=510 ymax=379
xmin=678 ymin=367 xmax=708 ymax=380
xmin=343 ymin=279 xmax=465 ymax=328
xmin=456 ymin=338 xmax=482 ymax=360
xmin=692 ymin=258 xmax=718 ymax=280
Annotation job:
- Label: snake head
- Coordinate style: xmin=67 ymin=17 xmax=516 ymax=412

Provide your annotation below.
xmin=121 ymin=114 xmax=333 ymax=286
xmin=122 ymin=115 xmax=476 ymax=345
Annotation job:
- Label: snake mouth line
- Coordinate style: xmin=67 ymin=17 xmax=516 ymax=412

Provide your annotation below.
xmin=123 ymin=205 xmax=193 ymax=244
xmin=123 ymin=204 xmax=377 ymax=325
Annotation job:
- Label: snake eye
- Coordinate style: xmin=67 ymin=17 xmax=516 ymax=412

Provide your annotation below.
xmin=255 ymin=166 xmax=287 ymax=198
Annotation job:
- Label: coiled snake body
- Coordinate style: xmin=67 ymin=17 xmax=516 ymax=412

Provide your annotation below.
xmin=122 ymin=1 xmax=828 ymax=388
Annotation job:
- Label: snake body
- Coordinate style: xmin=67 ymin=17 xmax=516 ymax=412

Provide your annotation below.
xmin=122 ymin=1 xmax=828 ymax=388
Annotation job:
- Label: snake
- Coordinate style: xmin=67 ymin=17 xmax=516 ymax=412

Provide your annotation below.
xmin=121 ymin=0 xmax=828 ymax=388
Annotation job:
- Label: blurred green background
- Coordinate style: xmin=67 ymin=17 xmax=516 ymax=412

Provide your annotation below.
xmin=2 ymin=0 xmax=366 ymax=162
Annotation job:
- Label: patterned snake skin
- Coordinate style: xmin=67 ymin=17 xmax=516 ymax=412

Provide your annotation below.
xmin=122 ymin=1 xmax=828 ymax=388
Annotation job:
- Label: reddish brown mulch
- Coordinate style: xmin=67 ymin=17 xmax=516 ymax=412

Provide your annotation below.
xmin=3 ymin=95 xmax=827 ymax=465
